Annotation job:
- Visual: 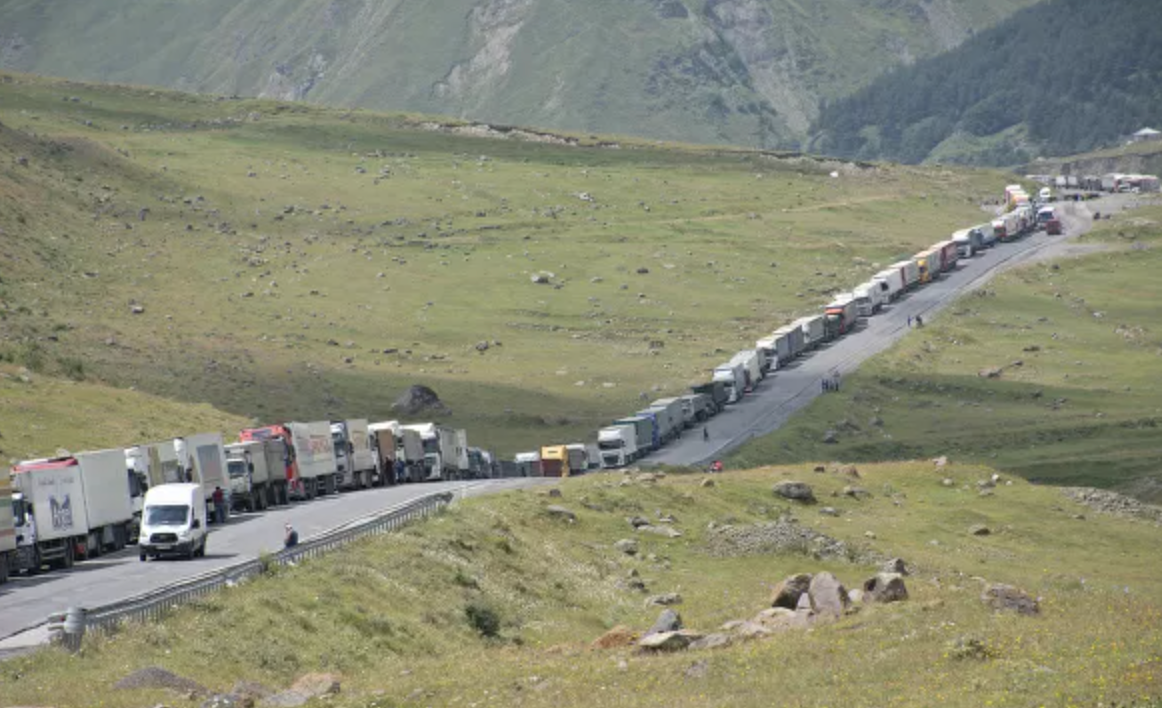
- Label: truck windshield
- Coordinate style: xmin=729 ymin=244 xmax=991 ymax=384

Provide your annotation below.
xmin=422 ymin=439 xmax=440 ymax=455
xmin=598 ymin=440 xmax=623 ymax=450
xmin=227 ymin=460 xmax=248 ymax=479
xmin=146 ymin=504 xmax=190 ymax=525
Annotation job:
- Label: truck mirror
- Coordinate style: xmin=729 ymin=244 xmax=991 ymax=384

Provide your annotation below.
xmin=192 ymin=518 xmax=201 ymax=529
xmin=248 ymin=463 xmax=255 ymax=474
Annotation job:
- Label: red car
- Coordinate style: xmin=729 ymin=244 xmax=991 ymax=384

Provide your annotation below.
xmin=1045 ymin=218 xmax=1063 ymax=235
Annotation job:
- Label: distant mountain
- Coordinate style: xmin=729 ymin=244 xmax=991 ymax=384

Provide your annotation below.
xmin=0 ymin=0 xmax=1036 ymax=149
xmin=809 ymin=0 xmax=1162 ymax=165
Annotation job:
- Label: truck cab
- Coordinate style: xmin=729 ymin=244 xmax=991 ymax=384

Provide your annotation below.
xmin=597 ymin=425 xmax=637 ymax=468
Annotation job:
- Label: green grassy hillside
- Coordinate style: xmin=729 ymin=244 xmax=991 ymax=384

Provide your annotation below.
xmin=3 ymin=465 xmax=1160 ymax=707
xmin=730 ymin=205 xmax=1162 ymax=501
xmin=0 ymin=72 xmax=1006 ymax=456
xmin=0 ymin=0 xmax=1037 ymax=149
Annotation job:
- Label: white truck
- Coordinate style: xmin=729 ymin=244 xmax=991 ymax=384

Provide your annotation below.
xmin=713 ymin=361 xmax=747 ymax=404
xmin=401 ymin=423 xmax=459 ymax=481
xmin=224 ymin=440 xmax=284 ymax=512
xmin=369 ymin=421 xmax=426 ymax=485
xmin=565 ymin=444 xmax=589 ymax=475
xmin=455 ymin=429 xmax=471 ymax=479
xmin=873 ymin=268 xmax=906 ymax=301
xmin=730 ymin=350 xmax=763 ymax=390
xmin=1 ymin=473 xmax=17 ymax=582
xmin=175 ymin=433 xmax=231 ymax=518
xmin=597 ymin=424 xmax=638 ymax=468
xmin=791 ymin=315 xmax=826 ymax=350
xmin=331 ymin=419 xmax=376 ymax=489
xmin=889 ymin=259 xmax=921 ymax=290
xmin=11 ymin=450 xmax=134 ymax=571
xmin=514 ymin=451 xmax=543 ymax=477
xmin=285 ymin=421 xmax=338 ymax=497
xmin=853 ymin=280 xmax=887 ymax=317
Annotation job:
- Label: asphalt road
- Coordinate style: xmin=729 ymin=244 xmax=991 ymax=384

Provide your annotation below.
xmin=645 ymin=195 xmax=1134 ymax=467
xmin=0 ymin=477 xmax=547 ymax=645
xmin=0 ymin=193 xmax=1145 ymax=654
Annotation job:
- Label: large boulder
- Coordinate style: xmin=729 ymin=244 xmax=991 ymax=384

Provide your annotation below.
xmin=638 ymin=630 xmax=701 ymax=652
xmin=981 ymin=583 xmax=1040 ymax=616
xmin=773 ymin=481 xmax=816 ymax=504
xmin=770 ymin=573 xmax=813 ymax=609
xmin=645 ymin=592 xmax=683 ymax=607
xmin=862 ymin=573 xmax=909 ymax=603
xmin=808 ymin=572 xmax=850 ymax=618
xmin=881 ymin=558 xmax=910 ymax=576
xmin=262 ymin=673 xmax=341 ymax=708
xmin=614 ymin=538 xmax=639 ymax=555
xmin=391 ymin=384 xmax=449 ymax=415
xmin=114 ymin=667 xmax=209 ymax=697
xmin=645 ymin=609 xmax=683 ymax=636
xmin=545 ymin=505 xmax=577 ymax=523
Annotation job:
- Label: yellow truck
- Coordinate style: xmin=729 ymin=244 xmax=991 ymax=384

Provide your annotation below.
xmin=539 ymin=445 xmax=571 ymax=477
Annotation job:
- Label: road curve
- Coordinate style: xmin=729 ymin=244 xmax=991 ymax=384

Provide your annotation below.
xmin=644 ymin=196 xmax=1125 ymax=468
xmin=0 ymin=478 xmax=548 ymax=646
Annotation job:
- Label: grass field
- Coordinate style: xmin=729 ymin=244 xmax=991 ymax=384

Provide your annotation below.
xmin=2 ymin=464 xmax=1160 ymax=707
xmin=730 ymin=204 xmax=1162 ymax=500
xmin=0 ymin=71 xmax=1008 ymax=458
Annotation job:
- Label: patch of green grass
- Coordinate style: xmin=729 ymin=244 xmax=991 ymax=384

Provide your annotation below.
xmin=0 ymin=71 xmax=1009 ymax=457
xmin=732 ymin=206 xmax=1162 ymax=501
xmin=2 ymin=464 xmax=1160 ymax=707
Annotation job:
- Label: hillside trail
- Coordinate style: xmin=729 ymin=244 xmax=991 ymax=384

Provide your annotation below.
xmin=645 ymin=192 xmax=1140 ymax=468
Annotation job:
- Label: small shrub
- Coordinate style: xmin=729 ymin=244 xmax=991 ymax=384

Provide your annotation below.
xmin=946 ymin=634 xmax=994 ymax=661
xmin=453 ymin=567 xmax=479 ymax=589
xmin=465 ymin=602 xmax=500 ymax=638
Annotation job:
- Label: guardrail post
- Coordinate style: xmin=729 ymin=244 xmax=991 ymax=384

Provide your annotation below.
xmin=61 ymin=606 xmax=86 ymax=653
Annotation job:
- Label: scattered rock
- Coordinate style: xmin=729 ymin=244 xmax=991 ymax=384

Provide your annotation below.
xmin=862 ymin=573 xmax=908 ymax=603
xmin=230 ymin=681 xmax=273 ymax=702
xmin=770 ymin=573 xmax=812 ymax=609
xmin=700 ymin=478 xmax=716 ymax=488
xmin=882 ymin=558 xmax=909 ymax=576
xmin=819 ymin=506 xmax=840 ymax=517
xmin=614 ymin=538 xmax=639 ymax=555
xmin=474 ymin=341 xmax=490 ymax=352
xmin=1063 ymin=488 xmax=1162 ymax=523
xmin=390 ymin=384 xmax=449 ymax=415
xmin=848 ymin=588 xmax=864 ymax=604
xmin=808 ymin=572 xmax=850 ymax=618
xmin=840 ymin=465 xmax=861 ymax=478
xmin=813 ymin=465 xmax=826 ymax=473
xmin=688 ymin=634 xmax=732 ymax=651
xmin=843 ymin=486 xmax=872 ymax=500
xmin=130 ymin=304 xmax=146 ymax=315
xmin=941 ymin=478 xmax=954 ymax=487
xmin=822 ymin=430 xmax=838 ymax=444
xmin=638 ymin=630 xmax=700 ymax=652
xmin=545 ymin=505 xmax=577 ymax=523
xmin=547 ymin=488 xmax=562 ymax=498
xmin=932 ymin=456 xmax=949 ymax=468
xmin=981 ymin=583 xmax=1039 ymax=615
xmin=978 ymin=367 xmax=1003 ymax=379
xmin=645 ymin=609 xmax=683 ymax=637
xmin=591 ymin=625 xmax=637 ymax=650
xmin=627 ymin=515 xmax=651 ymax=529
xmin=645 ymin=592 xmax=683 ymax=607
xmin=202 ymin=695 xmax=246 ymax=708
xmin=969 ymin=524 xmax=991 ymax=536
xmin=637 ymin=524 xmax=682 ymax=538
xmin=706 ymin=520 xmax=858 ymax=561
xmin=773 ymin=481 xmax=816 ymax=504
xmin=114 ymin=667 xmax=209 ymax=696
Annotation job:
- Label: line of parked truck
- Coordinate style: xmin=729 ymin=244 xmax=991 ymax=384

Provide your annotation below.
xmin=539 ymin=183 xmax=1056 ymax=472
xmin=0 ymin=181 xmax=1059 ymax=583
xmin=0 ymin=417 xmax=510 ymax=579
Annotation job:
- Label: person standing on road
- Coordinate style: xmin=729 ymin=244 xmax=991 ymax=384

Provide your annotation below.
xmin=915 ymin=315 xmax=924 ymax=328
xmin=211 ymin=486 xmax=226 ymax=525
xmin=284 ymin=523 xmax=299 ymax=548
xmin=703 ymin=426 xmax=710 ymax=442
xmin=907 ymin=315 xmax=913 ymax=328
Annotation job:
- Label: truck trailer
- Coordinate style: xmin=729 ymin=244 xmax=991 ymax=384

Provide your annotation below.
xmin=824 ymin=294 xmax=859 ymax=338
xmin=331 ymin=419 xmax=376 ymax=489
xmin=690 ymin=381 xmax=729 ymax=413
xmin=11 ymin=449 xmax=134 ymax=572
xmin=175 ymin=433 xmax=231 ymax=513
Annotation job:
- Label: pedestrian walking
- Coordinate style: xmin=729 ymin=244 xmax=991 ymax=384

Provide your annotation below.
xmin=284 ymin=523 xmax=299 ymax=548
xmin=211 ymin=486 xmax=226 ymax=525
xmin=907 ymin=315 xmax=913 ymax=328
xmin=703 ymin=426 xmax=710 ymax=442
xmin=915 ymin=314 xmax=924 ymax=328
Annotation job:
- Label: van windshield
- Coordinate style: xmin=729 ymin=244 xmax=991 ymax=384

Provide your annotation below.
xmin=146 ymin=504 xmax=190 ymax=526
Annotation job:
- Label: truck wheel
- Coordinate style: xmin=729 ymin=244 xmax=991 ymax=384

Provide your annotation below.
xmin=62 ymin=543 xmax=75 ymax=569
xmin=196 ymin=538 xmax=206 ymax=558
xmin=113 ymin=525 xmax=126 ymax=551
xmin=0 ymin=554 xmax=9 ymax=584
xmin=139 ymin=552 xmax=147 ymax=562
xmin=86 ymin=533 xmax=101 ymax=560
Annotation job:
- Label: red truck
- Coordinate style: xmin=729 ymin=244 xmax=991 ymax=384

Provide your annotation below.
xmin=1045 ymin=218 xmax=1063 ymax=235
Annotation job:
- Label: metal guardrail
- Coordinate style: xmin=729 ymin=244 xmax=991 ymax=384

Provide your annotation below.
xmin=53 ymin=492 xmax=453 ymax=642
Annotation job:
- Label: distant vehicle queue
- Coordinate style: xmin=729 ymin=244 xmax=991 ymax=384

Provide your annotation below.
xmin=0 ymin=182 xmax=1064 ymax=582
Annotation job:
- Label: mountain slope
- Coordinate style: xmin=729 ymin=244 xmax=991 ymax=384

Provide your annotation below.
xmin=0 ymin=0 xmax=1037 ymax=149
xmin=809 ymin=0 xmax=1162 ymax=165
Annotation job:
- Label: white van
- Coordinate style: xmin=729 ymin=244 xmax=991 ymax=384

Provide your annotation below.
xmin=138 ymin=483 xmax=208 ymax=561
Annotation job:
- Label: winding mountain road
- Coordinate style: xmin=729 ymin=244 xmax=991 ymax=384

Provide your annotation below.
xmin=1 ymin=193 xmax=1142 ymax=656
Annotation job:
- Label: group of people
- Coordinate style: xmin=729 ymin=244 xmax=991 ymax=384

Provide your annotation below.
xmin=907 ymin=314 xmax=924 ymax=328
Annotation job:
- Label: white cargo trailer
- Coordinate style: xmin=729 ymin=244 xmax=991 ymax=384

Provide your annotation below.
xmin=175 ymin=433 xmax=231 ymax=514
xmin=285 ymin=421 xmax=338 ymax=497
